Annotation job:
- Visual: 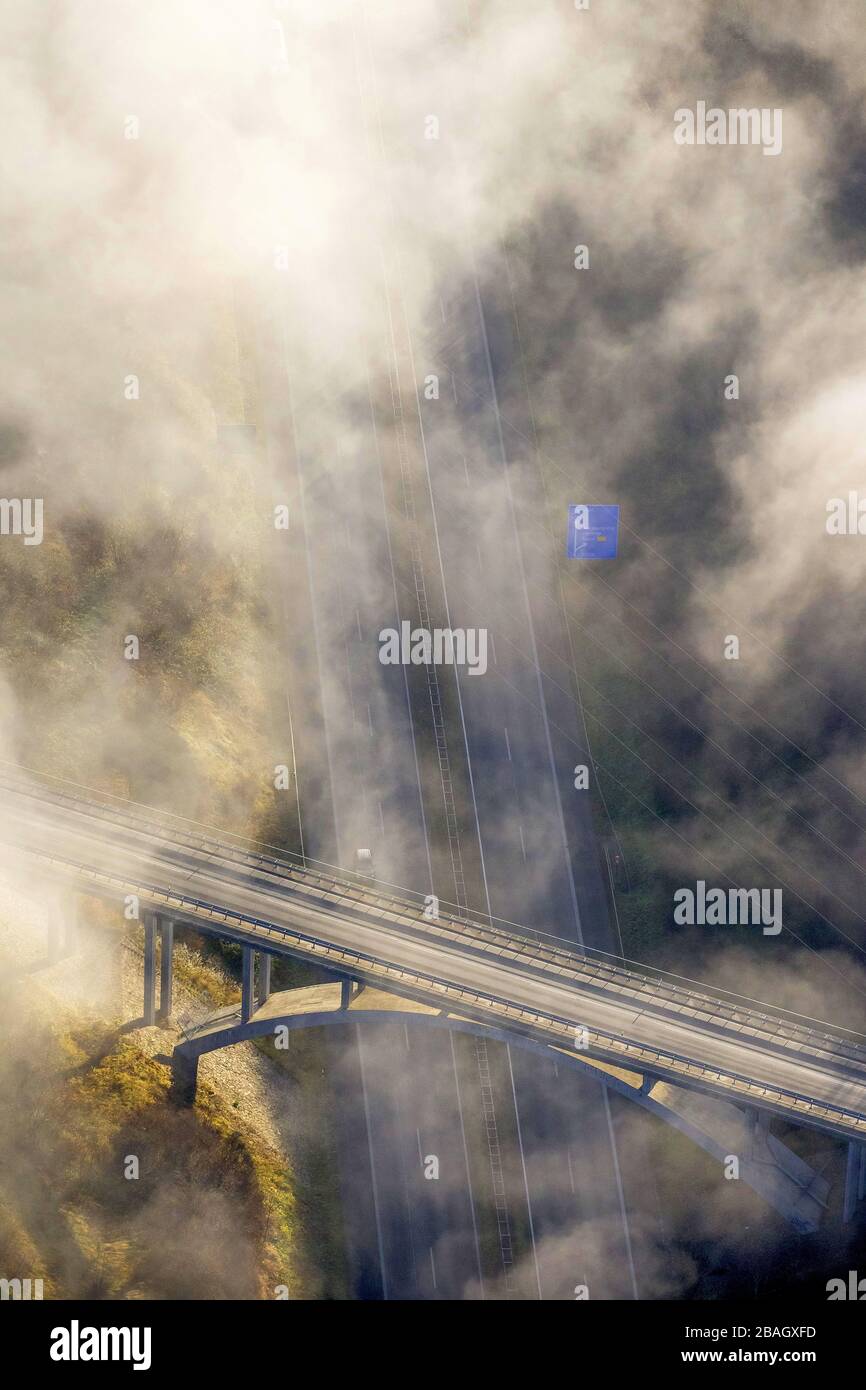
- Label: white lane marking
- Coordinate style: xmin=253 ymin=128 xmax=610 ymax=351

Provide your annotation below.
xmin=356 ymin=1024 xmax=391 ymax=1301
xmin=387 ymin=245 xmax=496 ymax=922
xmin=602 ymin=1086 xmax=639 ymax=1299
xmin=504 ymin=726 xmax=512 ymax=761
xmin=518 ymin=823 xmax=526 ymax=862
xmin=429 ymin=1246 xmax=438 ymax=1290
xmin=361 ymin=300 xmax=435 ymax=902
xmin=356 ymin=608 xmax=363 ymax=641
xmin=285 ymin=692 xmax=305 ymax=864
xmin=469 ymin=268 xmax=642 ymax=1293
xmin=567 ymin=1147 xmax=576 ymax=1194
xmin=343 ymin=637 xmax=358 ymax=725
xmin=507 ymin=1045 xmax=543 ymax=1300
xmin=385 ymin=226 xmax=526 ymax=1286
xmin=367 ymin=702 xmax=374 ymax=737
xmin=277 ymin=338 xmax=342 ymax=864
xmin=450 ymin=1031 xmax=485 ymax=1296
xmin=471 ymin=275 xmax=581 ymax=937
xmin=604 ymin=845 xmax=627 ymax=956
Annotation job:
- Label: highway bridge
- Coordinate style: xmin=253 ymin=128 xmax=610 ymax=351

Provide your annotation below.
xmin=0 ymin=766 xmax=864 ymax=1231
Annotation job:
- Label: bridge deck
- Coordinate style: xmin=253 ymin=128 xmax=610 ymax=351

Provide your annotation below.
xmin=2 ymin=771 xmax=866 ymax=1141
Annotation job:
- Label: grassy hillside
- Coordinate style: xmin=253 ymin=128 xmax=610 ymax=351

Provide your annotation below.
xmin=0 ymin=298 xmax=344 ymax=1298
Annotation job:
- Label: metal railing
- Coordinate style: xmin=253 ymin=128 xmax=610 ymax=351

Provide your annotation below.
xmin=12 ymin=837 xmax=866 ymax=1138
xmin=4 ymin=766 xmax=866 ymax=1076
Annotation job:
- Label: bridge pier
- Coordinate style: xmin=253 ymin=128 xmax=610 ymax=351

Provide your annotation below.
xmin=338 ymin=977 xmax=365 ymax=1008
xmin=158 ymin=919 xmax=174 ymax=1021
xmin=143 ymin=913 xmax=157 ymax=1027
xmin=258 ymin=953 xmax=271 ymax=1008
xmin=750 ymin=1107 xmax=771 ymax=1146
xmin=241 ymin=946 xmax=255 ymax=1024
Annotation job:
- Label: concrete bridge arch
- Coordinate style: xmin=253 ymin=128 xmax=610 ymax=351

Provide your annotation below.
xmin=170 ymin=974 xmax=834 ymax=1236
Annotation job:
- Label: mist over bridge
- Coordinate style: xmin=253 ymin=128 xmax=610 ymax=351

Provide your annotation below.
xmin=1 ymin=765 xmax=864 ymax=1232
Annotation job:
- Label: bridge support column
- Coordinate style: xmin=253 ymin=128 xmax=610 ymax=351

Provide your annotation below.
xmin=143 ymin=914 xmax=157 ymax=1027
xmin=258 ymin=953 xmax=271 ymax=1008
xmin=158 ymin=919 xmax=174 ymax=1021
xmin=750 ymin=1107 xmax=772 ymax=1151
xmin=340 ymin=978 xmax=352 ymax=1010
xmin=241 ymin=946 xmax=254 ymax=1025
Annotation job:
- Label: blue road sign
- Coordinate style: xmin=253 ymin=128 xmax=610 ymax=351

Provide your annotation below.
xmin=567 ymin=504 xmax=619 ymax=559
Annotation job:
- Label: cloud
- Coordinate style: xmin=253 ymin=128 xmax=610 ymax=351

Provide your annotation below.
xmin=2 ymin=0 xmax=866 ymax=1300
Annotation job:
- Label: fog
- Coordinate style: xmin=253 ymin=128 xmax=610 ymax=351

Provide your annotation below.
xmin=2 ymin=0 xmax=866 ymax=1299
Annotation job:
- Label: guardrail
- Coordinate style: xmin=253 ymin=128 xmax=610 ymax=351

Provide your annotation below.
xmin=4 ymin=766 xmax=866 ymax=1072
xmin=18 ymin=840 xmax=866 ymax=1138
